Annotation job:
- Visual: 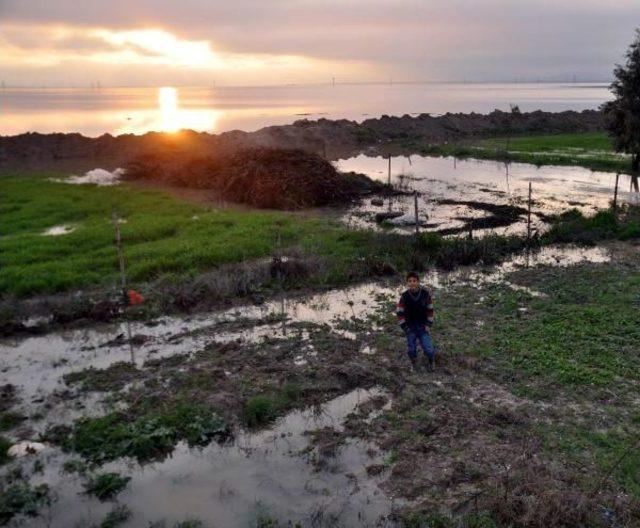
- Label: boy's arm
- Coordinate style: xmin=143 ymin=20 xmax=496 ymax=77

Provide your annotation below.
xmin=426 ymin=291 xmax=435 ymax=327
xmin=396 ymin=294 xmax=408 ymax=331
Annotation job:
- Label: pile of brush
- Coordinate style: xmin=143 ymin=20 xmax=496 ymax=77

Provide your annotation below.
xmin=125 ymin=147 xmax=381 ymax=209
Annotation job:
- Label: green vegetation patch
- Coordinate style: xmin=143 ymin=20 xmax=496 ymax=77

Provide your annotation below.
xmin=486 ymin=265 xmax=640 ymax=386
xmin=84 ymin=472 xmax=131 ymax=501
xmin=65 ymin=403 xmax=228 ymax=463
xmin=415 ymin=132 xmax=636 ymax=174
xmin=0 ymin=437 xmax=11 ymax=466
xmin=243 ymin=383 xmax=301 ymax=428
xmin=0 ymin=482 xmax=51 ymax=525
xmin=99 ymin=505 xmax=132 ymax=528
xmin=63 ymin=361 xmax=141 ymax=392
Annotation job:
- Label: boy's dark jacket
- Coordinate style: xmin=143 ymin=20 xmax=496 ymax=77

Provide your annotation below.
xmin=396 ymin=287 xmax=434 ymax=329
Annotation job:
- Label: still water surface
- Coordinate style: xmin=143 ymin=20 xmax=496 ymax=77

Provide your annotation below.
xmin=0 ymin=82 xmax=611 ymax=136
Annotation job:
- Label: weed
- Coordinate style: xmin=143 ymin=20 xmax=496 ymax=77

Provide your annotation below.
xmin=0 ymin=436 xmax=10 ymax=466
xmin=0 ymin=482 xmax=51 ymax=524
xmin=66 ymin=404 xmax=227 ymax=463
xmin=0 ymin=412 xmax=24 ymax=432
xmin=99 ymin=505 xmax=132 ymax=528
xmin=243 ymin=396 xmax=277 ymax=428
xmin=84 ymin=472 xmax=131 ymax=501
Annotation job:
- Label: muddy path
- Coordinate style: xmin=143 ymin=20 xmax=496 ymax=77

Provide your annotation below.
xmin=3 ymin=242 xmax=635 ymax=527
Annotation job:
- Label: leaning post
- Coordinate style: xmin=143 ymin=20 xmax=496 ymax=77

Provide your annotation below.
xmin=612 ymin=173 xmax=620 ymax=215
xmin=526 ymin=182 xmax=533 ymax=245
xmin=414 ymin=190 xmax=420 ymax=241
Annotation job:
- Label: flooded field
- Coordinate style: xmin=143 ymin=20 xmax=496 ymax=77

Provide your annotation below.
xmin=337 ymin=155 xmax=638 ymax=235
xmin=0 ymin=244 xmax=614 ymax=527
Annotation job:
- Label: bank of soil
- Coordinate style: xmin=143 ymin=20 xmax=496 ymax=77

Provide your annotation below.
xmin=0 ymin=109 xmax=604 ymax=171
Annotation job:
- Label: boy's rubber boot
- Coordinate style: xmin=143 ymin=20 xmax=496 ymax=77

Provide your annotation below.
xmin=410 ymin=356 xmax=420 ymax=372
xmin=428 ymin=356 xmax=435 ymax=372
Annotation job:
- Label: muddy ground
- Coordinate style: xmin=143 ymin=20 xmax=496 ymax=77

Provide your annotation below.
xmin=1 ymin=241 xmax=638 ymax=527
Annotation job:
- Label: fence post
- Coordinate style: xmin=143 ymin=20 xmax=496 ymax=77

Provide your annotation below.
xmin=112 ymin=213 xmax=127 ymax=302
xmin=526 ymin=182 xmax=532 ymax=245
xmin=112 ymin=213 xmax=135 ymax=364
xmin=612 ymin=173 xmax=620 ymax=215
xmin=414 ymin=191 xmax=420 ymax=241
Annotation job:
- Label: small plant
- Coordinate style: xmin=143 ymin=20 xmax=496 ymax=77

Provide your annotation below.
xmin=0 ymin=411 xmax=25 ymax=431
xmin=243 ymin=395 xmax=277 ymax=427
xmin=100 ymin=505 xmax=132 ymax=528
xmin=84 ymin=472 xmax=131 ymax=501
xmin=0 ymin=482 xmax=51 ymax=524
xmin=62 ymin=459 xmax=87 ymax=474
xmin=66 ymin=404 xmax=228 ymax=463
xmin=0 ymin=436 xmax=11 ymax=466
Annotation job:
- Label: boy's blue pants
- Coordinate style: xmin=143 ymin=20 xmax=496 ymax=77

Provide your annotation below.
xmin=405 ymin=325 xmax=434 ymax=360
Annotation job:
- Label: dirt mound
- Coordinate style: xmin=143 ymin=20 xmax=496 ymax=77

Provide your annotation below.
xmin=125 ymin=147 xmax=382 ymax=209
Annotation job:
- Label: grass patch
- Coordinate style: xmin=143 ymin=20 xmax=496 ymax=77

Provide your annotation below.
xmin=84 ymin=472 xmax=131 ymax=501
xmin=0 ymin=482 xmax=51 ymax=525
xmin=0 ymin=172 xmax=374 ymax=296
xmin=416 ymin=132 xmax=636 ymax=174
xmin=99 ymin=505 xmax=132 ymax=528
xmin=487 ymin=266 xmax=640 ymax=386
xmin=0 ymin=437 xmax=11 ymax=466
xmin=243 ymin=383 xmax=301 ymax=428
xmin=64 ymin=403 xmax=227 ymax=463
xmin=0 ymin=412 xmax=24 ymax=432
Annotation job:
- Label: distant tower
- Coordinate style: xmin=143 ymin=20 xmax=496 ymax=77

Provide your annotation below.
xmin=332 ymin=77 xmax=335 ymax=87
xmin=1 ymin=81 xmax=5 ymax=90
xmin=96 ymin=80 xmax=101 ymax=89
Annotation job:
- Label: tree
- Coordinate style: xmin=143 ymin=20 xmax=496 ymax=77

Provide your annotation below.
xmin=602 ymin=29 xmax=640 ymax=174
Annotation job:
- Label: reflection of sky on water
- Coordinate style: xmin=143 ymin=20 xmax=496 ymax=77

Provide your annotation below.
xmin=336 ymin=155 xmax=637 ymax=235
xmin=0 ymin=83 xmax=611 ymax=136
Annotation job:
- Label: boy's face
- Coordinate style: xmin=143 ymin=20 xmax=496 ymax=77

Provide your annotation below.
xmin=406 ymin=276 xmax=420 ymax=291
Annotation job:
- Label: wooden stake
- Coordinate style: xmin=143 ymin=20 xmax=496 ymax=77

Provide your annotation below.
xmin=112 ymin=213 xmax=127 ymax=302
xmin=112 ymin=213 xmax=135 ymax=364
xmin=414 ymin=191 xmax=420 ymax=240
xmin=612 ymin=173 xmax=620 ymax=214
xmin=526 ymin=182 xmax=532 ymax=245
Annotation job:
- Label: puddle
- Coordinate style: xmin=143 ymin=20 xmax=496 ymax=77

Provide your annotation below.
xmin=53 ymin=168 xmax=125 ymax=186
xmin=41 ymin=225 xmax=76 ymax=236
xmin=0 ymin=244 xmax=610 ymax=433
xmin=336 ymin=154 xmax=638 ymax=235
xmin=6 ymin=388 xmax=396 ymax=528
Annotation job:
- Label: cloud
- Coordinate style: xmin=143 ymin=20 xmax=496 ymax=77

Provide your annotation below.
xmin=0 ymin=0 xmax=637 ymax=84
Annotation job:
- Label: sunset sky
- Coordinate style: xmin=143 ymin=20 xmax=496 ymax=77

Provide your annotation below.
xmin=0 ymin=0 xmax=637 ymax=86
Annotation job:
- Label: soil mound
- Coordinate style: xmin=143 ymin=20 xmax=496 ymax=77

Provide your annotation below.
xmin=125 ymin=147 xmax=382 ymax=209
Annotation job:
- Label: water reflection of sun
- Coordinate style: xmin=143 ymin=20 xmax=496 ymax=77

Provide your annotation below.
xmin=157 ymin=86 xmax=218 ymax=133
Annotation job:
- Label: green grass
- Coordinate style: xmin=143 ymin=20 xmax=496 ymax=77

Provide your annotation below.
xmin=84 ymin=472 xmax=131 ymax=501
xmin=243 ymin=383 xmax=301 ymax=427
xmin=63 ymin=403 xmax=227 ymax=463
xmin=487 ymin=266 xmax=640 ymax=386
xmin=417 ymin=132 xmax=636 ymax=174
xmin=0 ymin=436 xmax=11 ymax=466
xmin=0 ymin=172 xmax=375 ymax=296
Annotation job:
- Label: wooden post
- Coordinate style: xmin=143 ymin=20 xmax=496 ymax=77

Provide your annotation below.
xmin=387 ymin=155 xmax=392 ymax=212
xmin=414 ymin=191 xmax=420 ymax=240
xmin=112 ymin=213 xmax=127 ymax=302
xmin=526 ymin=182 xmax=532 ymax=245
xmin=112 ymin=213 xmax=135 ymax=364
xmin=612 ymin=173 xmax=620 ymax=214
xmin=454 ymin=157 xmax=457 ymax=170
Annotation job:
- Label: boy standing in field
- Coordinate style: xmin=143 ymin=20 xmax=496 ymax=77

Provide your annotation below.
xmin=396 ymin=271 xmax=435 ymax=372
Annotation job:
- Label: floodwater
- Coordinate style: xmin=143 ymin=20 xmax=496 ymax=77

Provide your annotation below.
xmin=0 ymin=245 xmax=610 ymax=429
xmin=336 ymin=155 xmax=638 ymax=234
xmin=7 ymin=388 xmax=394 ymax=528
xmin=0 ymin=244 xmax=611 ymax=526
xmin=0 ymin=83 xmax=611 ymax=136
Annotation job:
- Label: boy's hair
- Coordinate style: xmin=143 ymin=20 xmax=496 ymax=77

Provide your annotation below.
xmin=406 ymin=271 xmax=420 ymax=281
